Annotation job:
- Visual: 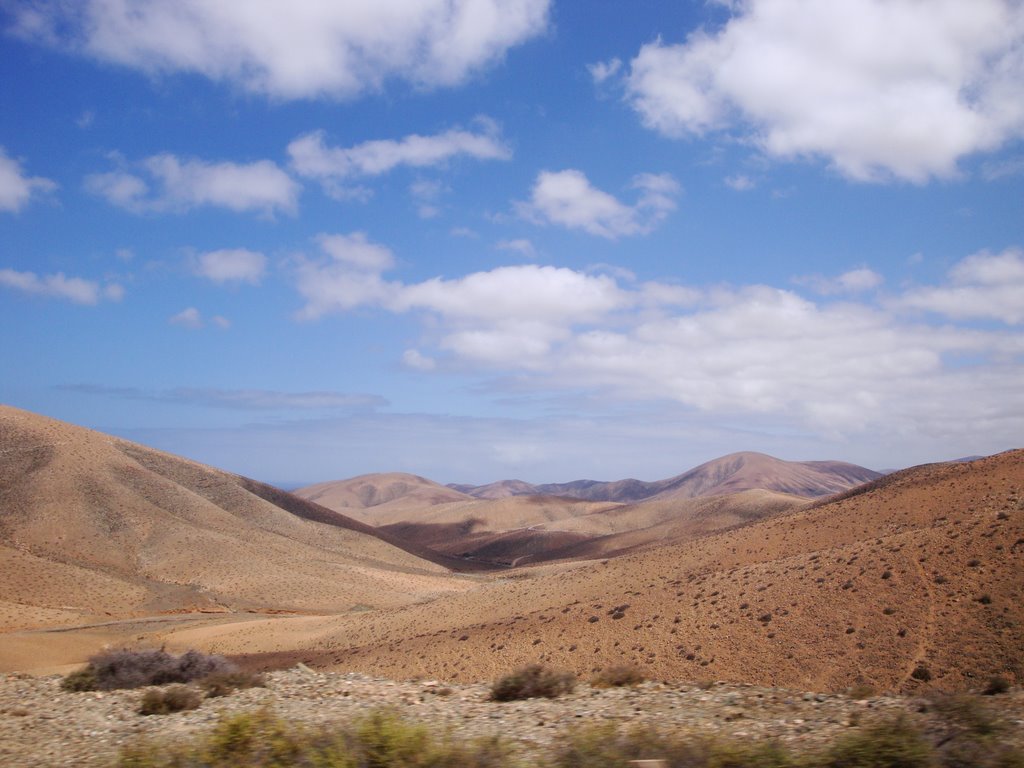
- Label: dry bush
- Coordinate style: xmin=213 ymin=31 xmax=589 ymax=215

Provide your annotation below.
xmin=200 ymin=670 xmax=266 ymax=698
xmin=63 ymin=648 xmax=238 ymax=691
xmin=489 ymin=664 xmax=576 ymax=701
xmin=138 ymin=685 xmax=202 ymax=716
xmin=590 ymin=665 xmax=647 ymax=689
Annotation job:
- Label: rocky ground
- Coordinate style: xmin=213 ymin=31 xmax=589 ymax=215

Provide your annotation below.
xmin=2 ymin=667 xmax=1023 ymax=767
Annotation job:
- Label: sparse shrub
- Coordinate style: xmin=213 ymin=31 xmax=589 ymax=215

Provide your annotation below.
xmin=64 ymin=648 xmax=238 ymax=691
xmin=138 ymin=684 xmax=202 ymax=716
xmin=552 ymin=723 xmax=794 ymax=768
xmin=200 ymin=670 xmax=266 ymax=698
xmin=60 ymin=666 xmax=98 ymax=692
xmin=119 ymin=708 xmax=515 ymax=767
xmin=847 ymin=683 xmax=877 ymax=700
xmin=490 ymin=663 xmax=575 ymax=701
xmin=590 ymin=665 xmax=646 ymax=689
xmin=929 ymin=694 xmax=1024 ymax=768
xmin=911 ymin=665 xmax=932 ymax=682
xmin=982 ymin=676 xmax=1010 ymax=696
xmin=822 ymin=714 xmax=932 ymax=768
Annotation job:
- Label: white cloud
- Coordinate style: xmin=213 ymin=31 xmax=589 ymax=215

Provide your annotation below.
xmin=86 ymin=154 xmax=298 ymax=215
xmin=620 ymin=0 xmax=1024 ymax=182
xmin=288 ymin=121 xmax=510 ymax=201
xmin=11 ymin=1 xmax=550 ymax=100
xmin=725 ymin=174 xmax=755 ymax=191
xmin=169 ymin=307 xmax=203 ymax=329
xmin=62 ymin=384 xmax=387 ymax=410
xmin=291 ymin=239 xmax=1024 ymax=447
xmin=588 ymin=57 xmax=621 ymax=84
xmin=0 ymin=269 xmax=120 ymax=305
xmin=402 ymin=349 xmax=437 ymax=371
xmin=898 ymin=248 xmax=1024 ymax=323
xmin=519 ymin=169 xmax=680 ymax=238
xmin=409 ymin=179 xmax=447 ymax=219
xmin=195 ymin=249 xmax=267 ymax=285
xmin=211 ymin=315 xmax=231 ymax=330
xmin=794 ymin=267 xmax=884 ymax=296
xmin=0 ymin=148 xmax=57 ymax=212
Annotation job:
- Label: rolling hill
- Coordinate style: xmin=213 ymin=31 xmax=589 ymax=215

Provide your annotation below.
xmin=450 ymin=451 xmax=881 ymax=502
xmin=0 ymin=405 xmax=469 ymax=634
xmin=178 ymin=450 xmax=1024 ymax=694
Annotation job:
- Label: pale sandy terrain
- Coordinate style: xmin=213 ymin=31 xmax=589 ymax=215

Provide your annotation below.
xmin=3 ymin=406 xmax=1021 ymax=697
xmin=0 ymin=406 xmax=473 ymax=645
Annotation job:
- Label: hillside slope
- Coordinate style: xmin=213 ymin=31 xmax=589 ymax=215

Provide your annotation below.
xmin=176 ymin=450 xmax=1024 ymax=694
xmin=0 ymin=406 xmax=467 ymax=632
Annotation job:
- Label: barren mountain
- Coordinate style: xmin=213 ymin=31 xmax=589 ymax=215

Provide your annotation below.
xmin=296 ymin=473 xmax=472 ymax=524
xmin=451 ymin=451 xmax=881 ymax=503
xmin=169 ymin=450 xmax=1023 ymax=694
xmin=0 ymin=406 xmax=468 ymax=635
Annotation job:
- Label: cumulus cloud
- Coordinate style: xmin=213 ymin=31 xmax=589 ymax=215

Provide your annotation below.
xmin=291 ymin=240 xmax=1024 ymax=445
xmin=169 ymin=307 xmax=204 ymax=329
xmin=85 ymin=154 xmax=298 ymax=215
xmin=11 ymin=1 xmax=550 ymax=100
xmin=617 ymin=0 xmax=1024 ymax=182
xmin=288 ymin=121 xmax=510 ymax=199
xmin=0 ymin=269 xmax=121 ymax=304
xmin=898 ymin=247 xmax=1024 ymax=324
xmin=519 ymin=169 xmax=680 ymax=238
xmin=195 ymin=249 xmax=267 ymax=285
xmin=0 ymin=148 xmax=57 ymax=212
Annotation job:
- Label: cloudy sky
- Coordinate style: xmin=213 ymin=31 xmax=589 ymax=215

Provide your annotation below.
xmin=2 ymin=0 xmax=1023 ymax=486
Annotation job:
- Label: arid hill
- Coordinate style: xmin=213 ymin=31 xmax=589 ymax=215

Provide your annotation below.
xmin=450 ymin=451 xmax=881 ymax=502
xmin=171 ymin=450 xmax=1023 ymax=694
xmin=296 ymin=472 xmax=472 ymax=524
xmin=0 ymin=406 xmax=470 ymax=635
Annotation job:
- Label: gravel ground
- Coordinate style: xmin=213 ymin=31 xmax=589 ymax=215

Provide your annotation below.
xmin=2 ymin=668 xmax=1022 ymax=767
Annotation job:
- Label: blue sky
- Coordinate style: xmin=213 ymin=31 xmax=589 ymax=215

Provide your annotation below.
xmin=2 ymin=0 xmax=1022 ymax=486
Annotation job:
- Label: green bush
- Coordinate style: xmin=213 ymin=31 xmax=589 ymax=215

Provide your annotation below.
xmin=138 ymin=685 xmax=202 ymax=716
xmin=490 ymin=664 xmax=576 ymax=701
xmin=59 ymin=666 xmax=98 ymax=692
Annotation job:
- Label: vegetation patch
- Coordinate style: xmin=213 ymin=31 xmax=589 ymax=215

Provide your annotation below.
xmin=590 ymin=664 xmax=647 ymax=689
xmin=138 ymin=685 xmax=202 ymax=716
xmin=61 ymin=648 xmax=242 ymax=692
xmin=490 ymin=664 xmax=576 ymax=701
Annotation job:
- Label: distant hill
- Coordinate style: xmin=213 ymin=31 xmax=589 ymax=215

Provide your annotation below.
xmin=296 ymin=473 xmax=472 ymax=524
xmin=0 ymin=406 xmax=465 ymax=632
xmin=216 ymin=449 xmax=1024 ymax=694
xmin=451 ymin=451 xmax=881 ymax=503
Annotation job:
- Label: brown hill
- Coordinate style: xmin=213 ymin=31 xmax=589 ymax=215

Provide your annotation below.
xmin=0 ymin=406 xmax=469 ymax=634
xmin=170 ymin=450 xmax=1024 ymax=694
xmin=453 ymin=451 xmax=881 ymax=503
xmin=295 ymin=473 xmax=472 ymax=524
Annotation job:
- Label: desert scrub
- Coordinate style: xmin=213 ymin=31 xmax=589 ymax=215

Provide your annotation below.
xmin=489 ymin=663 xmax=576 ymax=701
xmin=820 ymin=714 xmax=933 ymax=768
xmin=589 ymin=664 xmax=647 ymax=689
xmin=199 ymin=669 xmax=266 ymax=698
xmin=552 ymin=723 xmax=794 ymax=768
xmin=118 ymin=708 xmax=519 ymax=767
xmin=137 ymin=684 xmax=202 ymax=716
xmin=61 ymin=648 xmax=238 ymax=691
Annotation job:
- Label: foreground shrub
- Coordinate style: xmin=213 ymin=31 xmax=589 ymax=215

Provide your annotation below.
xmin=822 ymin=715 xmax=933 ymax=768
xmin=552 ymin=723 xmax=794 ymax=768
xmin=138 ymin=685 xmax=202 ymax=716
xmin=118 ymin=708 xmax=517 ymax=767
xmin=490 ymin=664 xmax=576 ymax=701
xmin=590 ymin=664 xmax=647 ymax=689
xmin=62 ymin=648 xmax=237 ymax=691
